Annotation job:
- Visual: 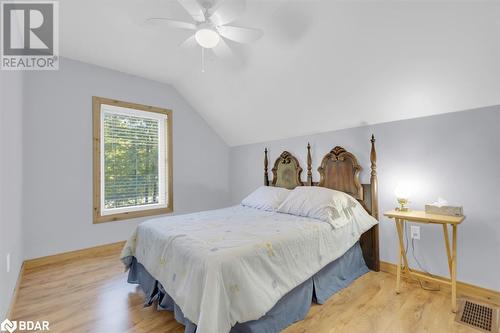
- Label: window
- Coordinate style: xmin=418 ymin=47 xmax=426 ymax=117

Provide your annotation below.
xmin=93 ymin=97 xmax=173 ymax=223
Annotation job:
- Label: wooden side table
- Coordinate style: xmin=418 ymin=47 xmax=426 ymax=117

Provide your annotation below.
xmin=384 ymin=210 xmax=465 ymax=312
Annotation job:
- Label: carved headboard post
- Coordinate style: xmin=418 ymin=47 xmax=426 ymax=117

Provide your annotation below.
xmin=370 ymin=135 xmax=379 ymax=220
xmin=264 ymin=148 xmax=269 ymax=186
xmin=369 ymin=134 xmax=380 ymax=271
xmin=306 ymin=143 xmax=313 ymax=186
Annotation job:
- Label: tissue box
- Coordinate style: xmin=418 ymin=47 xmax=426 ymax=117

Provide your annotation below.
xmin=425 ymin=204 xmax=463 ymax=217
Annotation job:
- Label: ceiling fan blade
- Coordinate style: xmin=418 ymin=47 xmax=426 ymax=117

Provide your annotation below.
xmin=217 ymin=25 xmax=263 ymax=43
xmin=212 ymin=38 xmax=233 ymax=59
xmin=209 ymin=0 xmax=246 ymax=26
xmin=180 ymin=35 xmax=198 ymax=49
xmin=177 ymin=0 xmax=206 ymax=22
xmin=146 ymin=18 xmax=196 ymax=30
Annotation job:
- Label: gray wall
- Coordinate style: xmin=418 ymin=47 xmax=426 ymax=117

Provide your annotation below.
xmin=0 ymin=70 xmax=24 ymax=319
xmin=23 ymin=58 xmax=230 ymax=259
xmin=230 ymin=105 xmax=500 ymax=291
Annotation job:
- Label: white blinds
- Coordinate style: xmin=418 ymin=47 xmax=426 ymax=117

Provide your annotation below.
xmin=102 ymin=111 xmax=165 ymax=211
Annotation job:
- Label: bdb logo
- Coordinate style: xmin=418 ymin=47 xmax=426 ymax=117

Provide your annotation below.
xmin=1 ymin=1 xmax=59 ymax=70
xmin=1 ymin=318 xmax=50 ymax=332
xmin=0 ymin=319 xmax=16 ymax=333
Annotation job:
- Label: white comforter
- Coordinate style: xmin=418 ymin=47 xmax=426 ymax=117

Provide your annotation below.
xmin=121 ymin=205 xmax=378 ymax=333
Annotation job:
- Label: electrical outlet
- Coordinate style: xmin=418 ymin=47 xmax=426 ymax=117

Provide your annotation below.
xmin=6 ymin=253 xmax=11 ymax=273
xmin=410 ymin=226 xmax=420 ymax=240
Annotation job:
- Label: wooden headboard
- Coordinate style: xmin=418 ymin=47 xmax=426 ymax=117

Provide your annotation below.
xmin=263 ymin=135 xmax=380 ymax=271
xmin=267 ymin=151 xmax=303 ymax=189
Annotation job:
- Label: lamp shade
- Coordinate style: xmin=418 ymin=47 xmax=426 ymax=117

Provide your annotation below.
xmin=395 ymin=182 xmax=411 ymax=199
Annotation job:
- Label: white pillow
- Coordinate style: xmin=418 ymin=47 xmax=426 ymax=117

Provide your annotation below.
xmin=241 ymin=186 xmax=291 ymax=211
xmin=277 ymin=186 xmax=359 ymax=228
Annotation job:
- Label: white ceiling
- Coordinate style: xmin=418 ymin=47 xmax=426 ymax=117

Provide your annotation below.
xmin=60 ymin=0 xmax=500 ymax=146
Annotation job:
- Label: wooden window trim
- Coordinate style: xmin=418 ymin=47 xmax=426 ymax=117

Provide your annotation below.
xmin=92 ymin=96 xmax=173 ymax=224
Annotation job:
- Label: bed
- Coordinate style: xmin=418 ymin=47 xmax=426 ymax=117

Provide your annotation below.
xmin=121 ymin=135 xmax=380 ymax=333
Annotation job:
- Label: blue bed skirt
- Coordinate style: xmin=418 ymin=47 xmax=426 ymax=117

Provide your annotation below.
xmin=126 ymin=242 xmax=369 ymax=333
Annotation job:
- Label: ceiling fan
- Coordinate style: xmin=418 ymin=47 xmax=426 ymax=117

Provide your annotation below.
xmin=146 ymin=0 xmax=263 ymax=64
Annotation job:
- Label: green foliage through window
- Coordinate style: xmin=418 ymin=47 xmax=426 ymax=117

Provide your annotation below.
xmin=103 ymin=113 xmax=160 ymax=209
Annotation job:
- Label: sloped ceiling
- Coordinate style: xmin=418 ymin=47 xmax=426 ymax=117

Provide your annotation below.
xmin=60 ymin=0 xmax=500 ymax=146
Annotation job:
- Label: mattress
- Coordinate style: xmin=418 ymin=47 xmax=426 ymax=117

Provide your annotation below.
xmin=121 ymin=205 xmax=377 ymax=333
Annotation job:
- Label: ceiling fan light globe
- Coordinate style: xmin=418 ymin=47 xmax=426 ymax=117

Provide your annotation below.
xmin=195 ymin=28 xmax=220 ymax=48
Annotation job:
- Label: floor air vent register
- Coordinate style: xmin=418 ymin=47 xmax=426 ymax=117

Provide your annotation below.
xmin=455 ymin=299 xmax=500 ymax=332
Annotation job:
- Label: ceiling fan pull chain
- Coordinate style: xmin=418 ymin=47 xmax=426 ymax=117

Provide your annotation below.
xmin=201 ymin=47 xmax=205 ymax=73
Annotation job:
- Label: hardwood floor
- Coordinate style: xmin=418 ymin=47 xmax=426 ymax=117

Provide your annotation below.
xmin=11 ymin=246 xmax=484 ymax=333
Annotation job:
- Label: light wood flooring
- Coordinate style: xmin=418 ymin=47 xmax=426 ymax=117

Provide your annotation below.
xmin=10 ymin=246 xmax=487 ymax=333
